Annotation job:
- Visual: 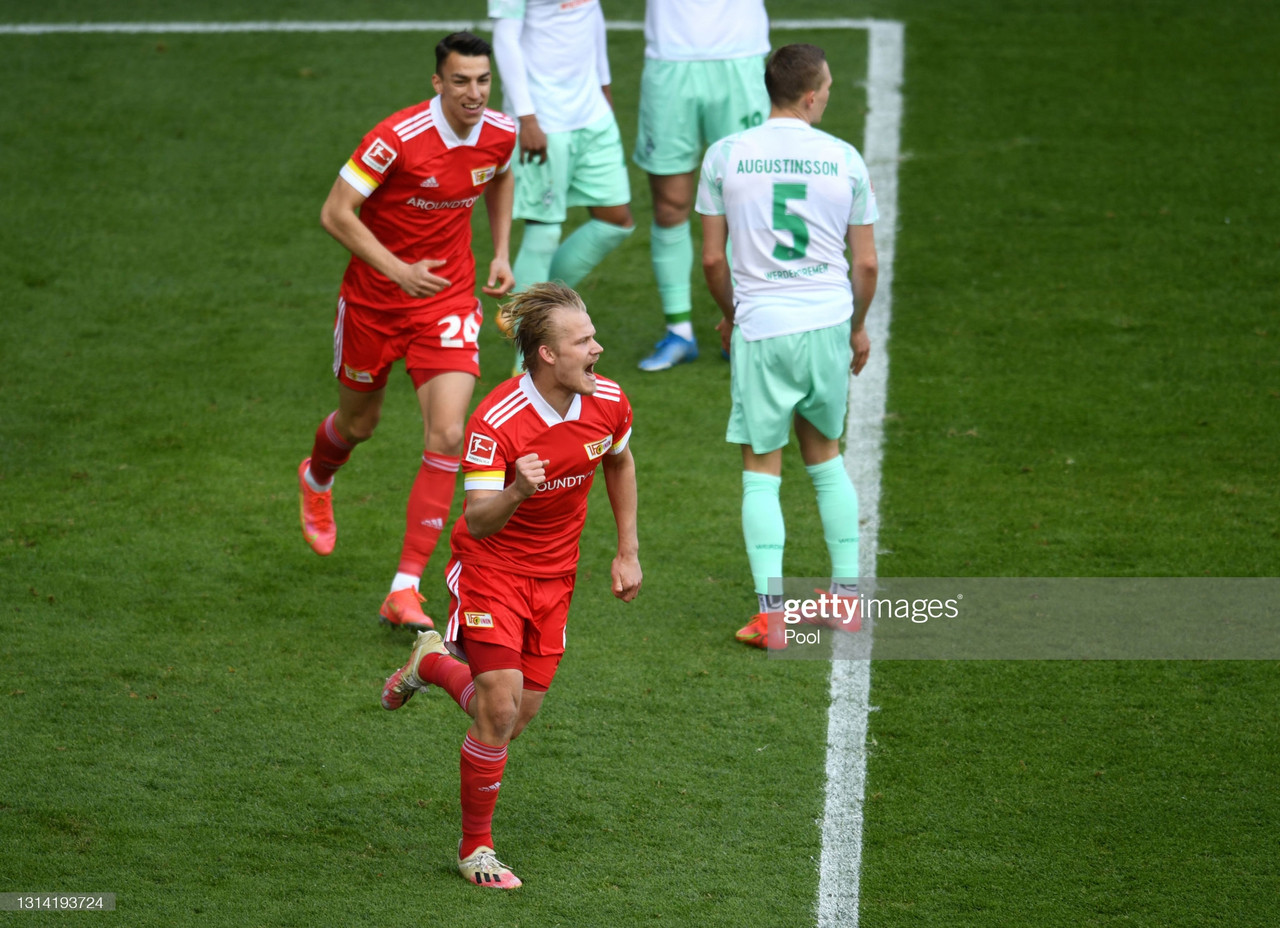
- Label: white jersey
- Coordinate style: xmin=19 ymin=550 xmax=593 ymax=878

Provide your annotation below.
xmin=490 ymin=0 xmax=612 ymax=133
xmin=643 ymin=0 xmax=770 ymax=61
xmin=695 ymin=118 xmax=878 ymax=341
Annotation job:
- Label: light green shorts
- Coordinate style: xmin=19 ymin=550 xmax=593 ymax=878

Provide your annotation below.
xmin=726 ymin=321 xmax=853 ymax=454
xmin=633 ymin=56 xmax=770 ymax=175
xmin=513 ymin=113 xmax=631 ymax=223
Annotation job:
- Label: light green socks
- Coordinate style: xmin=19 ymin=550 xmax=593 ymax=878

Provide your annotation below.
xmin=806 ymin=456 xmax=860 ymax=581
xmin=514 ymin=219 xmax=633 ymax=292
xmin=650 ymin=220 xmax=693 ymax=323
xmin=742 ymin=471 xmax=785 ymax=596
xmin=741 ymin=460 xmax=858 ymax=597
xmin=512 ymin=221 xmax=562 ymax=291
xmin=549 ymin=218 xmax=633 ymax=287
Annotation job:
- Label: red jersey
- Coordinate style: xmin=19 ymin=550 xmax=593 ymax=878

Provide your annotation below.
xmin=450 ymin=374 xmax=634 ymax=578
xmin=337 ymin=95 xmax=516 ymax=314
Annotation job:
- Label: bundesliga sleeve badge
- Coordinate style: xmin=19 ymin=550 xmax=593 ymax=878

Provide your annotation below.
xmin=466 ymin=433 xmax=498 ymax=466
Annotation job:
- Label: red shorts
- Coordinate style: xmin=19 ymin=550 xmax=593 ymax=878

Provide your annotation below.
xmin=332 ymin=293 xmax=482 ymax=391
xmin=443 ymin=557 xmax=575 ymax=692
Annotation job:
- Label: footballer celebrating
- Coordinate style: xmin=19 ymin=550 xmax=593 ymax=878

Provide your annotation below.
xmin=379 ymin=282 xmax=641 ymax=888
xmin=296 ymin=33 xmax=517 ymax=631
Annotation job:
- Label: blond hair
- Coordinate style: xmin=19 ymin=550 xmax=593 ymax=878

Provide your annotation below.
xmin=498 ymin=281 xmax=588 ymax=373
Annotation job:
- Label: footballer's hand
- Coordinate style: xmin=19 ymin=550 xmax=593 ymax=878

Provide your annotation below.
xmin=518 ymin=115 xmax=548 ymax=164
xmin=512 ymin=454 xmax=547 ymax=499
xmin=482 ymin=257 xmax=515 ymax=297
xmin=715 ymin=317 xmax=734 ymax=356
xmin=850 ymin=326 xmax=871 ymax=376
xmin=397 ymin=258 xmax=451 ymax=298
xmin=611 ymin=553 xmax=642 ymax=603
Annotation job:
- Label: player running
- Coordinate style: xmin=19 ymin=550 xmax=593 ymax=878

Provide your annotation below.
xmin=296 ymin=33 xmax=516 ymax=631
xmin=379 ymin=281 xmax=642 ymax=888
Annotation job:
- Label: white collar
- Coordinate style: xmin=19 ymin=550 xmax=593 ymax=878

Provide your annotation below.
xmin=429 ymin=95 xmax=483 ymax=148
xmin=520 ymin=372 xmax=582 ymax=425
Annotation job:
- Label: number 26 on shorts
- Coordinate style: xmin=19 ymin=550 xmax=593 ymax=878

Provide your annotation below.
xmin=437 ymin=311 xmax=482 ymax=348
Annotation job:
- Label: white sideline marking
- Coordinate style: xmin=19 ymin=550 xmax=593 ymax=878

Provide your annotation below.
xmin=0 ymin=21 xmax=486 ymax=34
xmin=0 ymin=18 xmax=889 ymax=35
xmin=819 ymin=20 xmax=904 ymax=928
xmin=3 ymin=15 xmax=904 ymax=926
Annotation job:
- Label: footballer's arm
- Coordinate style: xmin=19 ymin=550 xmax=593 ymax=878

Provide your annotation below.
xmin=847 ymin=222 xmax=878 ymax=376
xmin=483 ymin=165 xmax=516 ymax=296
xmin=462 ymin=453 xmax=546 ymax=539
xmin=602 ymin=446 xmax=642 ymax=602
xmin=594 ymin=3 xmax=614 ymax=109
xmin=491 ymin=15 xmax=548 ymax=164
xmin=319 ymin=176 xmax=451 ymax=298
xmin=699 ymin=212 xmax=735 ymax=355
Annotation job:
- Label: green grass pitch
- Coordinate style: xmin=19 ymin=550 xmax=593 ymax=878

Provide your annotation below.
xmin=2 ymin=1 xmax=1278 ymax=926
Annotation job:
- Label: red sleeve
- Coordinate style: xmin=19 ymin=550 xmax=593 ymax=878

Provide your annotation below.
xmin=612 ymin=390 xmax=634 ymax=451
xmin=460 ymin=404 xmax=509 ymax=491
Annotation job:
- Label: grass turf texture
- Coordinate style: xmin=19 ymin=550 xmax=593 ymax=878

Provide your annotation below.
xmin=860 ymin=3 xmax=1280 ymax=924
xmin=1 ymin=1 xmax=1278 ymax=926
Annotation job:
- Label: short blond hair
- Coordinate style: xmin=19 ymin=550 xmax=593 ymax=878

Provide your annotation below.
xmin=497 ymin=281 xmax=588 ymax=373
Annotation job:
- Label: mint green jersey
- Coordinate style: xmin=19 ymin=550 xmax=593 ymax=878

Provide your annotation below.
xmin=695 ymin=117 xmax=878 ymax=341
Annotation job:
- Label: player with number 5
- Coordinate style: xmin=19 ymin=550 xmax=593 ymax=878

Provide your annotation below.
xmin=296 ymin=33 xmax=517 ymax=632
xmin=695 ymin=43 xmax=879 ymax=648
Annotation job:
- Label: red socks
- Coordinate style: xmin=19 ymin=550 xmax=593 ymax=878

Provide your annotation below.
xmin=307 ymin=412 xmax=352 ymax=485
xmin=307 ymin=420 xmax=459 ymax=576
xmin=416 ymin=652 xmax=475 ymax=714
xmin=397 ymin=451 xmax=460 ymax=576
xmin=459 ymin=734 xmax=508 ymax=858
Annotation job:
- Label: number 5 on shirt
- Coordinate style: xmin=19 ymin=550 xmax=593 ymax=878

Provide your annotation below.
xmin=772 ymin=182 xmax=810 ymax=261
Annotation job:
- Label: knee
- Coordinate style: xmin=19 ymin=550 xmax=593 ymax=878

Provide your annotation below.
xmin=590 ymin=204 xmax=635 ymax=230
xmin=652 ymin=200 xmax=690 ymax=228
xmin=426 ymin=420 xmax=466 ymax=455
xmin=337 ymin=408 xmax=379 ymax=444
xmin=478 ymin=700 xmax=519 ymax=743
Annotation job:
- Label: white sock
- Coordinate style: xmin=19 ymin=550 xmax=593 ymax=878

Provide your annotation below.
xmin=667 ymin=321 xmax=695 ymax=341
xmin=303 ymin=467 xmax=333 ymax=493
xmin=391 ymin=573 xmax=420 ymax=593
xmin=757 ymin=593 xmax=784 ymax=614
